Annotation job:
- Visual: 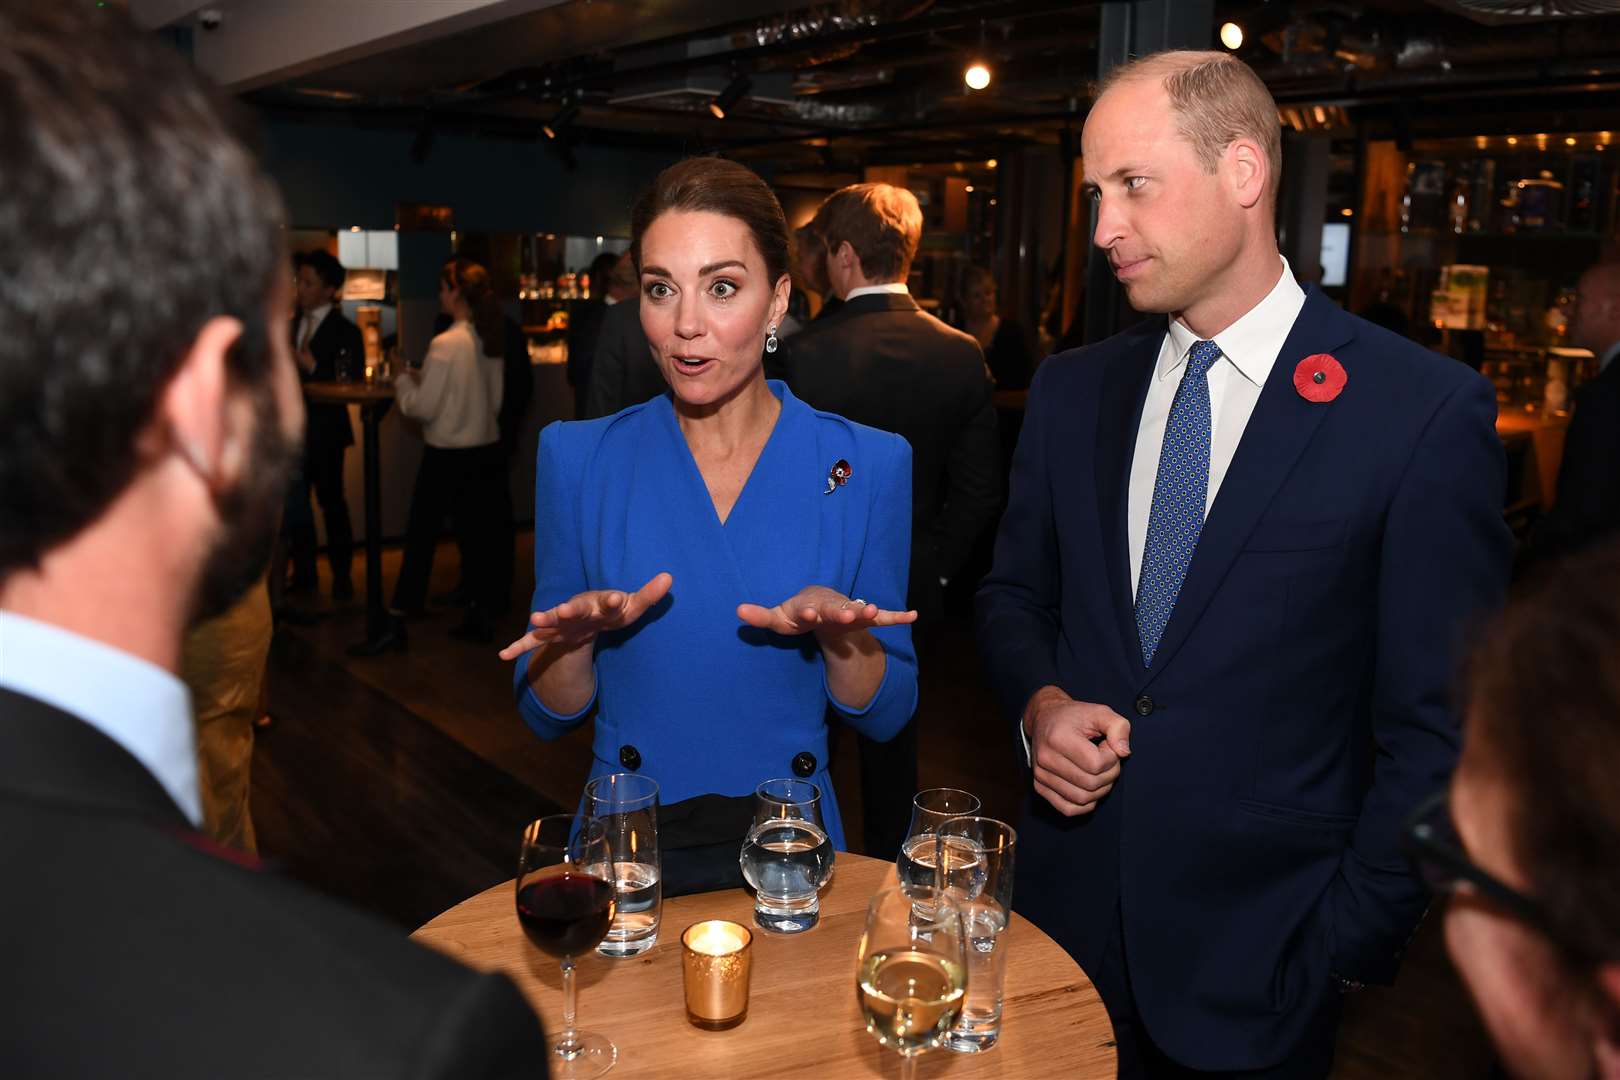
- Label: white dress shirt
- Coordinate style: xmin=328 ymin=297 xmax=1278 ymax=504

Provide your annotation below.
xmin=0 ymin=612 xmax=202 ymax=825
xmin=395 ymin=320 xmax=503 ymax=449
xmin=1128 ymin=258 xmax=1306 ymax=598
xmin=845 ymin=282 xmax=911 ymax=301
xmin=297 ymin=303 xmax=331 ymax=350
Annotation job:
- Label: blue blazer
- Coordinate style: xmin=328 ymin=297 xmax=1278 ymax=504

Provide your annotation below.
xmin=976 ymin=288 xmax=1512 ymax=1070
xmin=514 ymin=382 xmax=918 ymax=850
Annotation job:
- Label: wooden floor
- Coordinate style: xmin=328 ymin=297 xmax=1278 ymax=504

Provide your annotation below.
xmin=252 ymin=535 xmax=1497 ymax=1078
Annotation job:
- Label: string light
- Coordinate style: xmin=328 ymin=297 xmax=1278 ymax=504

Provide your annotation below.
xmin=1220 ymin=22 xmax=1244 ymax=50
xmin=964 ymin=63 xmax=991 ymax=91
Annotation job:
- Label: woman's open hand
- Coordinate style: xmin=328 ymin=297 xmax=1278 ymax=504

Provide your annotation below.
xmin=499 ymin=572 xmax=673 ymax=660
xmin=736 ymin=585 xmax=917 ymax=640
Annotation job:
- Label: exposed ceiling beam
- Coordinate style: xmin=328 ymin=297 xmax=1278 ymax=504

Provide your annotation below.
xmin=131 ymin=0 xmax=569 ymax=92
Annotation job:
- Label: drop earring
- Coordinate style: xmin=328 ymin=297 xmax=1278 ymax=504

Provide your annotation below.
xmin=765 ymin=324 xmax=779 ymax=354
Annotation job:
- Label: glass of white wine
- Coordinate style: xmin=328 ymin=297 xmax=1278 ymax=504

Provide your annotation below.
xmin=856 ymin=884 xmax=968 ymax=1080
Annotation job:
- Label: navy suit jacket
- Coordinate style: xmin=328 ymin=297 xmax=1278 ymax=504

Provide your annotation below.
xmin=976 ymin=288 xmax=1512 ymax=1070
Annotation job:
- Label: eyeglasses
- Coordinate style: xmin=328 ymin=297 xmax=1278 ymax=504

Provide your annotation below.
xmin=1403 ymin=792 xmax=1599 ymax=966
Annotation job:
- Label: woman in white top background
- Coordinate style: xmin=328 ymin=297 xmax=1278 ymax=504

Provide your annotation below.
xmin=372 ymin=258 xmax=507 ymax=651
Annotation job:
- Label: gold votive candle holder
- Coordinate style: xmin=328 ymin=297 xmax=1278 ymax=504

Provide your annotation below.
xmin=681 ymin=919 xmax=753 ymax=1030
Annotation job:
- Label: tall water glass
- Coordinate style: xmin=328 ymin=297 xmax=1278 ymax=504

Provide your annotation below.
xmin=583 ymin=773 xmax=661 ymax=957
xmin=896 ymin=788 xmax=981 ymax=887
xmin=516 ymin=815 xmax=617 ymax=1079
xmin=738 ymin=778 xmax=834 ymax=933
xmin=856 ymin=884 xmax=968 ymax=1080
xmin=935 ymin=816 xmax=1017 ymax=1052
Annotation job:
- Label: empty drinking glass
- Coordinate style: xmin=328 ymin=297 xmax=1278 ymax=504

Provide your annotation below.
xmin=896 ymin=788 xmax=982 ymax=888
xmin=935 ymin=815 xmax=1017 ymax=1052
xmin=738 ymin=778 xmax=834 ymax=933
xmin=583 ymin=772 xmax=661 ymax=958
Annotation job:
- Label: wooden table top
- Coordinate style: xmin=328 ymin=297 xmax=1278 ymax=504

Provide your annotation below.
xmin=413 ymin=853 xmax=1115 ymax=1079
xmin=303 ymin=379 xmax=396 ymax=404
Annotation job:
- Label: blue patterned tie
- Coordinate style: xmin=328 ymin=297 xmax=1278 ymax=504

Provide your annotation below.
xmin=1135 ymin=339 xmax=1221 ymax=666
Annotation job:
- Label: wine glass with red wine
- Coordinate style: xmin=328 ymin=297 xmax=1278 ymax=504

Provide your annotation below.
xmin=517 ymin=815 xmax=618 ymax=1078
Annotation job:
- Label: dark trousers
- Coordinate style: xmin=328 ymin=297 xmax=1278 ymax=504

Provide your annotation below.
xmin=1093 ymin=902 xmax=1340 ymax=1080
xmin=392 ymin=443 xmax=505 ymax=615
xmin=284 ymin=444 xmax=353 ymax=588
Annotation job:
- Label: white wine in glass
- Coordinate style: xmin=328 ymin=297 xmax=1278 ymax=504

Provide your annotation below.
xmin=856 ymin=884 xmax=967 ymax=1080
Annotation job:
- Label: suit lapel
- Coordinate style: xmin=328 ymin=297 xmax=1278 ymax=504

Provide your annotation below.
xmin=1143 ymin=288 xmax=1357 ymax=678
xmin=1095 ymin=320 xmax=1164 ymax=680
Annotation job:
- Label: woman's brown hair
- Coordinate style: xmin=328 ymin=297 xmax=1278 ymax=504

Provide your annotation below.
xmin=630 ymin=156 xmax=790 ymax=286
xmin=441 ymin=258 xmax=505 ymax=358
xmin=1464 ymin=543 xmax=1620 ymax=968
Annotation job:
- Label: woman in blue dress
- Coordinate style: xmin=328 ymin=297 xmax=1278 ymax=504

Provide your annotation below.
xmin=500 ymin=158 xmax=918 ymax=850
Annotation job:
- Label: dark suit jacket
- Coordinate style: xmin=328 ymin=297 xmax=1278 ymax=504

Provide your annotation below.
xmin=565 ymin=298 xmax=606 ymax=393
xmin=976 ymin=288 xmax=1513 ymax=1070
xmin=1531 ymin=352 xmax=1620 ymax=561
xmin=292 ymin=308 xmax=363 ymax=454
xmin=0 ymin=688 xmax=548 ymax=1078
xmin=584 ymin=298 xmax=664 ymax=420
xmin=772 ymin=292 xmax=1002 ymax=623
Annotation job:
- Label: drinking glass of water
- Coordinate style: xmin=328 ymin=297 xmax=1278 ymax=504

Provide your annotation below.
xmin=583 ymin=772 xmax=660 ymax=958
xmin=896 ymin=788 xmax=982 ymax=889
xmin=934 ymin=816 xmax=1016 ymax=1052
xmin=738 ymin=778 xmax=834 ymax=933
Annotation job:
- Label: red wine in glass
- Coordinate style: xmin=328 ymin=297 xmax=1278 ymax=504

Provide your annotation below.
xmin=516 ymin=870 xmax=616 ymax=958
xmin=517 ymin=815 xmax=618 ymax=1078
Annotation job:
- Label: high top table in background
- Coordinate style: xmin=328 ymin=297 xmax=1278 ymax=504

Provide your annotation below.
xmin=302 ymin=379 xmax=396 ymax=652
xmin=413 ymin=852 xmax=1116 ymax=1078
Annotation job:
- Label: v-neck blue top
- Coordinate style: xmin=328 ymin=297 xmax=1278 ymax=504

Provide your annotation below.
xmin=513 ymin=381 xmax=918 ymax=849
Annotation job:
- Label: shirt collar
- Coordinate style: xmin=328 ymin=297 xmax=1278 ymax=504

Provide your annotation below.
xmin=845 ymin=282 xmax=910 ymax=301
xmin=1601 ymin=340 xmax=1619 ymax=374
xmin=1161 ymin=257 xmax=1306 ymax=386
xmin=0 ymin=612 xmax=201 ymax=825
xmin=304 ymin=303 xmax=332 ymax=329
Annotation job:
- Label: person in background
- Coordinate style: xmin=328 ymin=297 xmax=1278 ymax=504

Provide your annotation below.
xmin=373 ymin=259 xmax=507 ymax=650
xmin=502 ymin=156 xmax=918 ymax=852
xmin=583 ymin=252 xmax=663 ymax=418
xmin=179 ymin=575 xmax=273 ymax=853
xmin=977 ymin=50 xmax=1512 ymax=1077
xmin=773 ymin=182 xmax=1001 ymax=859
xmin=1411 ymin=541 xmax=1620 ymax=1080
xmin=1530 ymin=259 xmax=1620 ymax=564
xmin=0 ymin=7 xmax=548 ymax=1073
xmin=566 ymin=250 xmax=621 ymax=420
xmin=955 ymin=265 xmax=1038 ymax=391
xmin=789 ymin=219 xmax=842 ymax=325
xmin=284 ymin=248 xmax=362 ymax=604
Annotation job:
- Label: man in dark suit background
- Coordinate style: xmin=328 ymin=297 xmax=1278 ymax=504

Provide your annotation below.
xmin=584 ymin=255 xmax=663 ymax=419
xmin=0 ymin=8 xmax=546 ymax=1075
xmin=976 ymin=51 xmax=1512 ymax=1077
xmin=773 ymin=182 xmax=1002 ymax=859
xmin=285 ymin=248 xmax=362 ymax=603
xmin=566 ymin=250 xmax=622 ymax=420
xmin=1531 ymin=259 xmax=1620 ymax=563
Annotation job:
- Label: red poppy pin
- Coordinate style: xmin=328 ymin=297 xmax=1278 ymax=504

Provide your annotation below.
xmin=824 ymin=458 xmax=852 ymax=495
xmin=1293 ymin=353 xmax=1347 ymax=403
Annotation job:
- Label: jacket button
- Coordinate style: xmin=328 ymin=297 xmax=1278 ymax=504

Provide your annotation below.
xmin=1134 ymin=695 xmax=1155 ymax=717
xmin=792 ymin=752 xmax=817 ymax=778
xmin=618 ymin=744 xmax=641 ymax=771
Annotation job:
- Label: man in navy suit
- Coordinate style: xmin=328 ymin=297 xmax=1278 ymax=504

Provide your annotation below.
xmin=976 ymin=51 xmax=1512 ymax=1077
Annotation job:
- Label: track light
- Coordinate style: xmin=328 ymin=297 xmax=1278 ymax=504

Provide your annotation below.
xmin=709 ymin=74 xmax=752 ymax=120
xmin=964 ymin=62 xmax=991 ymax=91
xmin=542 ymin=101 xmax=581 ymax=140
xmin=1220 ymin=22 xmax=1244 ymax=50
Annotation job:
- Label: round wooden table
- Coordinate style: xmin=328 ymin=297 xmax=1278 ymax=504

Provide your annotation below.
xmin=413 ymin=853 xmax=1116 ymax=1078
